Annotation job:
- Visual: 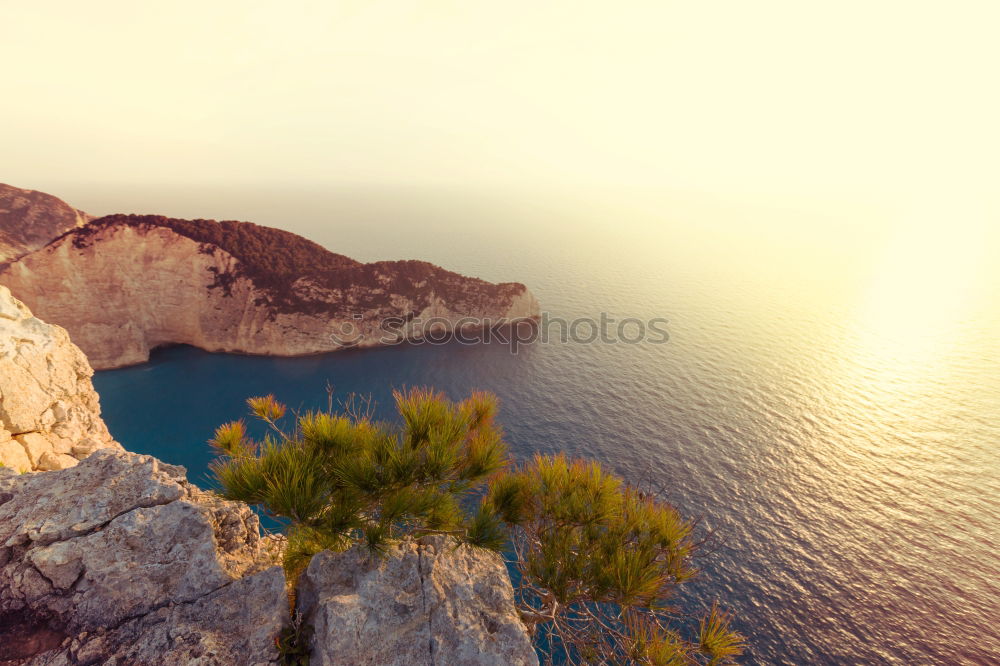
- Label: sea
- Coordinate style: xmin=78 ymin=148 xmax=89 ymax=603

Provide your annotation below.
xmin=84 ymin=185 xmax=1000 ymax=664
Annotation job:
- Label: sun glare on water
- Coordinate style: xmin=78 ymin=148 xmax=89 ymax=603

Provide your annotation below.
xmin=858 ymin=205 xmax=992 ymax=366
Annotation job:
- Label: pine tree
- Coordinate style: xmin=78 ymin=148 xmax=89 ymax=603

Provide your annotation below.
xmin=210 ymin=388 xmax=507 ymax=579
xmin=478 ymin=454 xmax=745 ymax=664
xmin=210 ymin=389 xmax=744 ymax=664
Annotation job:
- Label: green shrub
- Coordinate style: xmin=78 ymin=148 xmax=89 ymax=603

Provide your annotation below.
xmin=481 ymin=454 xmax=744 ymax=664
xmin=275 ymin=610 xmax=311 ymax=665
xmin=210 ymin=388 xmax=508 ymax=579
xmin=210 ymin=389 xmax=744 ymax=664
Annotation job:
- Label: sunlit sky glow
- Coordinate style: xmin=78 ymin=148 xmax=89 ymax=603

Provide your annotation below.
xmin=4 ymin=1 xmax=998 ymax=200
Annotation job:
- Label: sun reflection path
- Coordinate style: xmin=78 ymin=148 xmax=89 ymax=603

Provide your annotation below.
xmin=857 ymin=214 xmax=992 ymax=367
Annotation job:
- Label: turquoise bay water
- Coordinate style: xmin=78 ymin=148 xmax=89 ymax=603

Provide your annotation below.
xmin=89 ymin=188 xmax=1000 ymax=664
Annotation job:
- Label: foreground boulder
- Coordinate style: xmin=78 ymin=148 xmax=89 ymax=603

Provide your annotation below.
xmin=0 ymin=285 xmax=119 ymax=473
xmin=297 ymin=535 xmax=539 ymax=666
xmin=0 ymin=449 xmax=289 ymax=665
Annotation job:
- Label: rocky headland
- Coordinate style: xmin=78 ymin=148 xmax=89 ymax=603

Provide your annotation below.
xmin=0 ymin=184 xmax=539 ymax=369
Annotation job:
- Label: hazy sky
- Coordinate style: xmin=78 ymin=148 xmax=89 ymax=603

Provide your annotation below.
xmin=3 ymin=1 xmax=998 ymax=212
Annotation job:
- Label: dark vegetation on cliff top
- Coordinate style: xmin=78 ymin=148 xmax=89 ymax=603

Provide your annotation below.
xmin=67 ymin=214 xmax=526 ymax=316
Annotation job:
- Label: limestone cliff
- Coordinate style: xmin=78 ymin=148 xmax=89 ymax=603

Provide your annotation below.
xmin=0 ymin=286 xmax=119 ymax=473
xmin=0 ymin=207 xmax=540 ymax=370
xmin=0 ymin=184 xmax=90 ymax=264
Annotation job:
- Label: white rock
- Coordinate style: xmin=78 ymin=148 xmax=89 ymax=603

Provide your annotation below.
xmin=14 ymin=433 xmax=52 ymax=468
xmin=0 ymin=438 xmax=30 ymax=474
xmin=35 ymin=451 xmax=78 ymax=471
xmin=69 ymin=438 xmax=104 ymax=459
xmin=297 ymin=535 xmax=538 ymax=666
xmin=0 ymin=285 xmax=119 ymax=472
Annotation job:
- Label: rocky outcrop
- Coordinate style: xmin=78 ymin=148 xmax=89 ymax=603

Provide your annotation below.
xmin=0 ymin=449 xmax=539 ymax=666
xmin=0 ymin=205 xmax=540 ymax=370
xmin=0 ymin=449 xmax=289 ymax=665
xmin=297 ymin=535 xmax=538 ymax=666
xmin=0 ymin=286 xmax=119 ymax=473
xmin=0 ymin=184 xmax=90 ymax=265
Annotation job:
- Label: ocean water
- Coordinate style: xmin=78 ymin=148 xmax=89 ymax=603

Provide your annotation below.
xmin=88 ymin=187 xmax=1000 ymax=664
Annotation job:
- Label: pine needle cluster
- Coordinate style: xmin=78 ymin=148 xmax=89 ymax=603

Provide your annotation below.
xmin=482 ymin=455 xmax=745 ymax=665
xmin=210 ymin=388 xmax=507 ymax=578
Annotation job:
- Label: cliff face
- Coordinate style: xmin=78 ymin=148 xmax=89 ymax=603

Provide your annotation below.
xmin=0 ymin=286 xmax=118 ymax=473
xmin=0 ymin=210 xmax=540 ymax=370
xmin=0 ymin=184 xmax=90 ymax=264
